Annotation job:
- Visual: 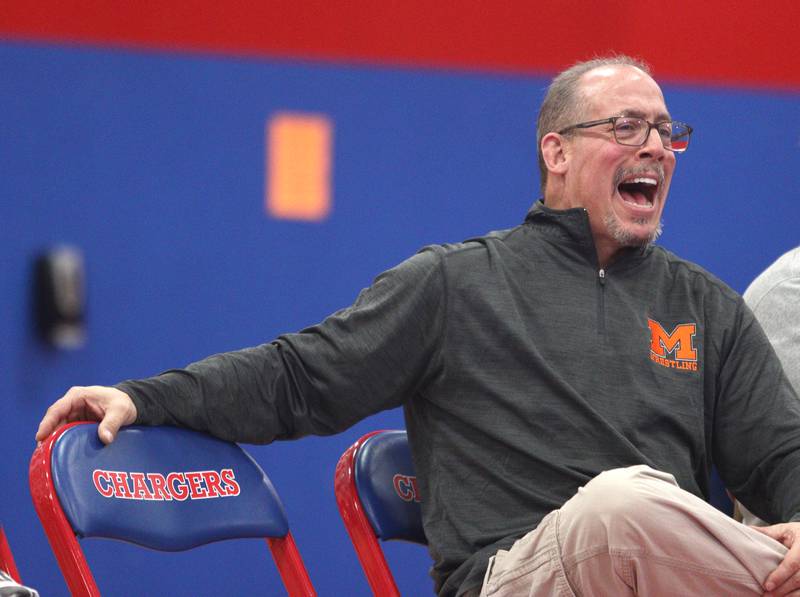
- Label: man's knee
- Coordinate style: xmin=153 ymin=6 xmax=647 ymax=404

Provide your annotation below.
xmin=561 ymin=465 xmax=681 ymax=540
xmin=555 ymin=466 xmax=785 ymax=593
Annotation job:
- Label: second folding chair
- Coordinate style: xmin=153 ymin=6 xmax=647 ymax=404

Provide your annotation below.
xmin=334 ymin=429 xmax=426 ymax=596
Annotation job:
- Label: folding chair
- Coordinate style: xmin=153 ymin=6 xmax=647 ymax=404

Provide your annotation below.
xmin=30 ymin=422 xmax=315 ymax=596
xmin=0 ymin=525 xmax=21 ymax=582
xmin=334 ymin=430 xmax=426 ymax=596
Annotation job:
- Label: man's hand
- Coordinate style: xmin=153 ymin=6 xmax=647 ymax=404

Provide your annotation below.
xmin=35 ymin=386 xmax=137 ymax=445
xmin=754 ymin=522 xmax=800 ymax=596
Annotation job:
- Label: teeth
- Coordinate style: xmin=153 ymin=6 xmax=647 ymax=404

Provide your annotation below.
xmin=629 ymin=177 xmax=657 ymax=186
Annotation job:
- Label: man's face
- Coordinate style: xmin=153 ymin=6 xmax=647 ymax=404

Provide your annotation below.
xmin=560 ymin=66 xmax=676 ymax=261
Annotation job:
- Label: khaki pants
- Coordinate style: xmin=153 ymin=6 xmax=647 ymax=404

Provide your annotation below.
xmin=480 ymin=465 xmax=786 ymax=596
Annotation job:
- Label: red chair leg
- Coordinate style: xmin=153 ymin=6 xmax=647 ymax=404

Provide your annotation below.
xmin=0 ymin=525 xmax=21 ymax=583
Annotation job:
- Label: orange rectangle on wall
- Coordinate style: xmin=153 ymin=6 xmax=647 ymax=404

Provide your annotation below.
xmin=266 ymin=112 xmax=332 ymax=222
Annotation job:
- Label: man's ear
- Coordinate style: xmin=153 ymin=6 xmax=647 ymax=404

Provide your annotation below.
xmin=541 ymin=132 xmax=569 ymax=177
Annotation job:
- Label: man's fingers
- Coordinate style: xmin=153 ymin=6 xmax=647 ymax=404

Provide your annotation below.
xmin=765 ymin=560 xmax=800 ymax=597
xmin=35 ymin=386 xmax=137 ymax=445
xmin=97 ymin=399 xmax=136 ymax=445
xmin=97 ymin=424 xmax=116 ymax=445
xmin=766 ymin=567 xmax=800 ymax=597
xmin=35 ymin=389 xmax=82 ymax=441
xmin=754 ymin=525 xmax=784 ymax=541
xmin=765 ymin=560 xmax=796 ymax=595
xmin=35 ymin=414 xmax=59 ymax=442
xmin=761 ymin=525 xmax=800 ymax=595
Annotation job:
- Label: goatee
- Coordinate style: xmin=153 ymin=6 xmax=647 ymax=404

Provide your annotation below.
xmin=604 ymin=212 xmax=663 ymax=247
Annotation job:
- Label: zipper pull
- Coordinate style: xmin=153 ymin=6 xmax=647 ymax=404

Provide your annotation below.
xmin=598 ymin=268 xmax=606 ymax=285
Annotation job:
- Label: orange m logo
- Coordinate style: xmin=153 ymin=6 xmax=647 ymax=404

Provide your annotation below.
xmin=648 ymin=319 xmax=697 ymax=361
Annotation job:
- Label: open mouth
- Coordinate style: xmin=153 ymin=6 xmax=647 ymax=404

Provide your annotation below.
xmin=617 ymin=176 xmax=658 ymax=208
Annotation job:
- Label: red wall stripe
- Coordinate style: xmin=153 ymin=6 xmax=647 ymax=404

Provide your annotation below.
xmin=1 ymin=0 xmax=798 ymax=90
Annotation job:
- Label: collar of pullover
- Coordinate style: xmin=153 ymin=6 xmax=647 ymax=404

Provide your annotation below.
xmin=523 ymin=199 xmax=653 ymax=270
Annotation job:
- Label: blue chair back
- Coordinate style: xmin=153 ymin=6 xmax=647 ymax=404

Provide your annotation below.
xmin=51 ymin=423 xmax=287 ymax=550
xmin=30 ymin=422 xmax=315 ymax=596
xmin=353 ymin=430 xmax=425 ymax=544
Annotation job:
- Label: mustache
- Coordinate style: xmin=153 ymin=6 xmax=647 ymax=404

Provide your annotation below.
xmin=613 ymin=164 xmax=665 ymax=188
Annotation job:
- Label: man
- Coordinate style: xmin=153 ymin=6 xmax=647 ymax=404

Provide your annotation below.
xmin=36 ymin=56 xmax=800 ymax=596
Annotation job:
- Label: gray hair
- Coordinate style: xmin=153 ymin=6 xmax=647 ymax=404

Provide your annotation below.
xmin=536 ymin=55 xmax=651 ymax=194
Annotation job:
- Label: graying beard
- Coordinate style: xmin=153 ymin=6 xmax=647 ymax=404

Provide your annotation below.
xmin=605 ymin=212 xmax=663 ymax=247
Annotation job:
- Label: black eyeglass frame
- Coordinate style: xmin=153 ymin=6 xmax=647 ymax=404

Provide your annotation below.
xmin=557 ymin=116 xmax=693 ymax=153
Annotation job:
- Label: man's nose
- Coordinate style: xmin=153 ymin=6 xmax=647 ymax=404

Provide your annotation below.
xmin=637 ymin=126 xmax=666 ymax=160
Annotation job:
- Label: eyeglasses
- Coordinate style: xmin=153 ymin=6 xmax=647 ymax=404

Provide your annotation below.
xmin=558 ymin=116 xmax=693 ymax=153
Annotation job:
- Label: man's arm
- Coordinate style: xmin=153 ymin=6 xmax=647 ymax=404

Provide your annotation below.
xmin=714 ymin=299 xmax=800 ymax=524
xmin=735 ymin=253 xmax=800 ymax=595
xmin=735 ymin=260 xmax=800 ymax=527
xmin=711 ymin=298 xmax=800 ymax=595
xmin=36 ymin=248 xmax=447 ymax=444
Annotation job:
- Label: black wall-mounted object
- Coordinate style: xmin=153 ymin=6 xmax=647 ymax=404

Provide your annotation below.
xmin=33 ymin=246 xmax=86 ymax=349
